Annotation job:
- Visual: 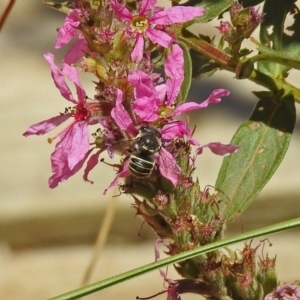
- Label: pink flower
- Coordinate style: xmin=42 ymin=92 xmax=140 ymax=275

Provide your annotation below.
xmin=216 ymin=21 xmax=232 ymax=34
xmin=265 ymin=284 xmax=300 ymax=300
xmin=105 ymin=89 xmax=181 ymax=192
xmin=130 ymin=45 xmax=231 ymax=144
xmin=110 ymin=0 xmax=204 ymax=61
xmin=106 ymin=43 xmax=235 ymax=191
xmin=23 ymin=53 xmax=92 ymax=188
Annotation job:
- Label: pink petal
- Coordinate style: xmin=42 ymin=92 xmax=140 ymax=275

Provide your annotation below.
xmin=103 ymin=160 xmax=131 ymax=195
xmin=151 ymin=6 xmax=205 ymax=25
xmin=157 ymin=147 xmax=181 ymax=186
xmin=154 ymin=239 xmax=169 ymax=280
xmin=129 ymin=71 xmax=160 ymax=122
xmin=174 ymin=102 xmax=208 ymax=115
xmin=48 ymin=122 xmax=90 ymax=188
xmin=83 ymin=149 xmax=103 ymax=183
xmin=173 ymin=89 xmax=230 ymax=115
xmin=54 ymin=10 xmax=80 ymax=49
xmin=44 ymin=52 xmax=76 ymax=103
xmin=61 ymin=63 xmax=86 ymax=102
xmin=146 ymin=28 xmax=172 ymax=48
xmin=133 ymin=96 xmax=159 ymax=122
xmin=205 ymin=142 xmax=239 ymax=156
xmin=161 ymin=121 xmax=199 ymax=146
xmin=23 ymin=114 xmax=70 ymax=137
xmin=49 ymin=147 xmax=93 ymax=188
xmin=63 ymin=38 xmax=89 ymax=65
xmin=65 ymin=122 xmax=90 ymax=170
xmin=155 ymin=83 xmax=167 ymax=103
xmin=111 ymin=89 xmax=137 ymax=135
xmin=140 ymin=0 xmax=157 ymax=15
xmin=165 ymin=44 xmax=184 ymax=105
xmin=161 ymin=121 xmax=189 ymax=139
xmin=195 ymin=142 xmax=239 ymax=157
xmin=128 ymin=71 xmax=154 ymax=97
xmin=110 ymin=0 xmax=132 ymax=21
xmin=205 ymin=88 xmax=230 ymax=103
xmin=131 ymin=35 xmax=144 ymax=62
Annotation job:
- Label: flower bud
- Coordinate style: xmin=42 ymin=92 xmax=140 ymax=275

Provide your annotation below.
xmin=216 ymin=21 xmax=239 ymax=44
xmin=228 ymin=2 xmax=264 ymax=40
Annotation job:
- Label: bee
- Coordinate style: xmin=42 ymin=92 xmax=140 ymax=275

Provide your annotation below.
xmin=108 ymin=123 xmax=181 ymax=183
xmin=128 ymin=125 xmax=162 ymax=178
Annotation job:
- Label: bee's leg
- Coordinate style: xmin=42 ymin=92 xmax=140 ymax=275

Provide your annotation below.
xmin=100 ymin=158 xmax=122 ymax=170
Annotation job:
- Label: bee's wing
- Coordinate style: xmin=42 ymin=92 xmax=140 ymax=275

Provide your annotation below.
xmin=157 ymin=147 xmax=181 ymax=186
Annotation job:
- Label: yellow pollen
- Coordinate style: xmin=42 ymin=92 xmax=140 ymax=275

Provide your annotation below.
xmin=131 ymin=16 xmax=149 ymax=33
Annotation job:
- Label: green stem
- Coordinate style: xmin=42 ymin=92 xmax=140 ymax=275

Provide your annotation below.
xmin=250 ymin=37 xmax=300 ymax=70
xmin=178 ymin=33 xmax=300 ymax=103
xmin=48 ymin=217 xmax=300 ymax=300
xmin=249 ymin=69 xmax=300 ymax=100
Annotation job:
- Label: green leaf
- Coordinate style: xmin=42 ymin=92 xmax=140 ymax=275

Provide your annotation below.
xmin=184 ymin=0 xmax=235 ymax=23
xmin=249 ymin=38 xmax=300 ymax=72
xmin=258 ymin=0 xmax=300 ymax=78
xmin=47 ymin=217 xmax=300 ymax=300
xmin=215 ymin=93 xmax=296 ymax=220
xmin=189 ymin=49 xmax=220 ymax=78
xmin=177 ymin=42 xmax=192 ymax=104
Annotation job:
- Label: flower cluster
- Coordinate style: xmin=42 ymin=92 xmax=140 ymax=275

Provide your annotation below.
xmin=24 ymin=2 xmax=290 ymax=300
xmin=216 ymin=2 xmax=264 ymax=44
xmin=24 ymin=0 xmax=237 ymax=191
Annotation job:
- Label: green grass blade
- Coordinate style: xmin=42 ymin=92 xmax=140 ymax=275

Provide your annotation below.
xmin=48 ymin=217 xmax=300 ymax=300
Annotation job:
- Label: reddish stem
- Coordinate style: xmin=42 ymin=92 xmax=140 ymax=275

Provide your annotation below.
xmin=0 ymin=0 xmax=16 ymax=32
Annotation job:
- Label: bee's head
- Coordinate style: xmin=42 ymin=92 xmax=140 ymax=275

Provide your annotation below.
xmin=136 ymin=125 xmax=162 ymax=153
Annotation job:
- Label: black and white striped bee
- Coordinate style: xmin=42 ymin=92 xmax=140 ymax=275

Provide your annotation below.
xmin=128 ymin=125 xmax=162 ymax=178
xmin=109 ymin=124 xmax=181 ymax=185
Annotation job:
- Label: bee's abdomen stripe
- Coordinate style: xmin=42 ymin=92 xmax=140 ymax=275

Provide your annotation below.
xmin=129 ymin=156 xmax=154 ymax=177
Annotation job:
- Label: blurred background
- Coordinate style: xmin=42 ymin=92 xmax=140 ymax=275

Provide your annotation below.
xmin=0 ymin=1 xmax=300 ymax=299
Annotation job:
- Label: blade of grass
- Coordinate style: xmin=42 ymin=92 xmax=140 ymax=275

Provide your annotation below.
xmin=48 ymin=217 xmax=300 ymax=300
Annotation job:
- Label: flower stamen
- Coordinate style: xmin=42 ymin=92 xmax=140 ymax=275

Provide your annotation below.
xmin=131 ymin=16 xmax=149 ymax=33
